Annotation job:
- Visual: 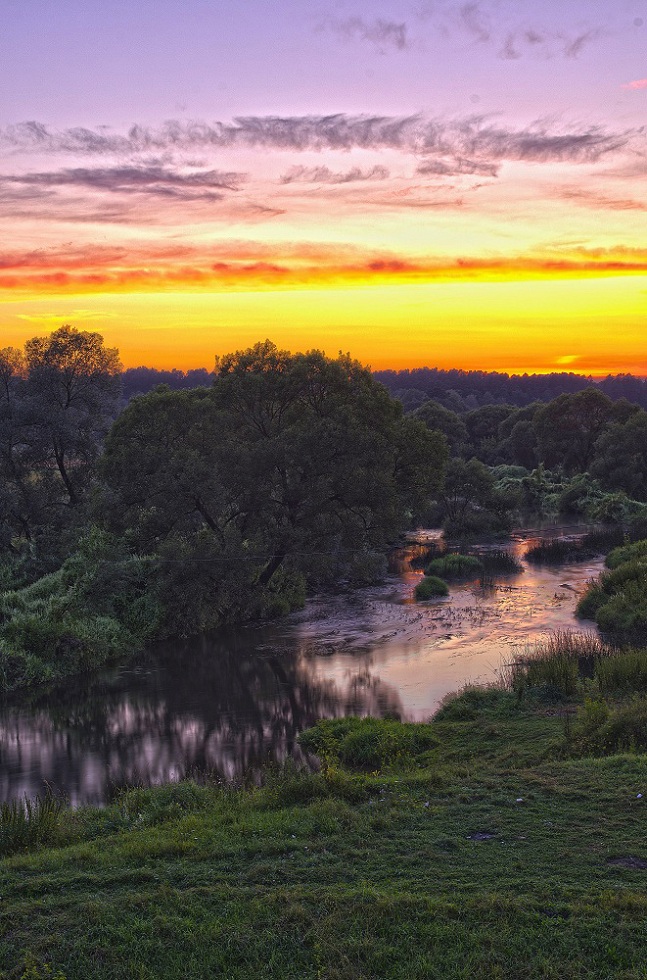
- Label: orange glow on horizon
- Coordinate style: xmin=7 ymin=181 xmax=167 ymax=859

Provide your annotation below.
xmin=2 ymin=273 xmax=645 ymax=378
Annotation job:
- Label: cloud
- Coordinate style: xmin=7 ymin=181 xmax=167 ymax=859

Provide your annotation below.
xmin=2 ymin=164 xmax=245 ymax=200
xmin=417 ymin=157 xmax=499 ymax=176
xmin=622 ymin=78 xmax=647 ymax=90
xmin=280 ymin=165 xmax=389 ymax=184
xmin=498 ymin=26 xmax=602 ymax=61
xmin=3 ymin=242 xmax=647 ymax=296
xmin=458 ymin=3 xmax=490 ymax=43
xmin=327 ymin=17 xmax=409 ymax=51
xmin=558 ymin=187 xmax=647 ymax=211
xmin=0 ymin=115 xmax=634 ymax=168
xmin=16 ymin=309 xmax=118 ymax=323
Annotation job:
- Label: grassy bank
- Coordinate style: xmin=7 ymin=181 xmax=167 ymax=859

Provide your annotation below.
xmin=4 ymin=671 xmax=647 ymax=978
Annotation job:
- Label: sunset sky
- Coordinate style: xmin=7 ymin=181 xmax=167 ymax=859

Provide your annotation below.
xmin=1 ymin=0 xmax=646 ymax=374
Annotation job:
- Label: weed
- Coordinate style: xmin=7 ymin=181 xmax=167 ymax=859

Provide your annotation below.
xmin=0 ymin=789 xmax=63 ymax=857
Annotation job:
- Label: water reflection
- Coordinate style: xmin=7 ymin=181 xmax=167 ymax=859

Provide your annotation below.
xmin=0 ymin=527 xmax=604 ymax=805
xmin=0 ymin=634 xmax=403 ymax=805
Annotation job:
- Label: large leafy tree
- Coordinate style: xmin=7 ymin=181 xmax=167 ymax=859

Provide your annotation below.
xmin=533 ymin=388 xmax=615 ymax=474
xmin=100 ymin=341 xmax=446 ymax=630
xmin=0 ymin=326 xmax=122 ymax=559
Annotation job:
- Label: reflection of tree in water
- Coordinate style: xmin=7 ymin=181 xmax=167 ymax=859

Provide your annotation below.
xmin=0 ymin=632 xmax=403 ymax=805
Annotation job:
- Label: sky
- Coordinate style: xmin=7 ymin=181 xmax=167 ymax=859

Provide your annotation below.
xmin=1 ymin=0 xmax=646 ymax=374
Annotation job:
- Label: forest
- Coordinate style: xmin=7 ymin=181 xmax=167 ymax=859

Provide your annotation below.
xmin=1 ymin=325 xmax=647 ymax=692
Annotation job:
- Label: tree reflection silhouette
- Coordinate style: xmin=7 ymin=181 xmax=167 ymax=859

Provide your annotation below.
xmin=0 ymin=629 xmax=403 ymax=804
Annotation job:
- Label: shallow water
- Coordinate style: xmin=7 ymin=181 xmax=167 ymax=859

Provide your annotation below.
xmin=0 ymin=528 xmax=604 ymax=805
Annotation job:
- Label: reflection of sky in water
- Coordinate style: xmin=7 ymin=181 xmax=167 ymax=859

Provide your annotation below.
xmin=0 ymin=530 xmax=604 ymax=805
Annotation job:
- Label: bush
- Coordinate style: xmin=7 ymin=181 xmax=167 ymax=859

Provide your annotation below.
xmin=425 ymin=554 xmax=483 ymax=580
xmin=606 ymin=539 xmax=647 ymax=570
xmin=299 ymin=717 xmax=437 ymax=770
xmin=576 ymin=581 xmax=607 ymax=621
xmin=571 ymin=697 xmax=647 ymax=755
xmin=415 ymin=576 xmax=449 ymax=600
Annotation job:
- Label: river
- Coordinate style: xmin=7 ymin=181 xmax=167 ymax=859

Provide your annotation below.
xmin=0 ymin=527 xmax=604 ymax=805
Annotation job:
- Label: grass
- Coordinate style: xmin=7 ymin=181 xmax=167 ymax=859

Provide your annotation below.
xmin=414 ymin=575 xmax=449 ymax=600
xmin=424 ymin=554 xmax=483 ymax=580
xmin=8 ymin=672 xmax=647 ymax=977
xmin=478 ymin=549 xmax=524 ymax=575
xmin=0 ymin=791 xmax=64 ymax=858
xmin=525 ymin=539 xmax=588 ymax=564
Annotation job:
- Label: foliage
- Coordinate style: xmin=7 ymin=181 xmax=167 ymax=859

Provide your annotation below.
xmin=570 ymin=696 xmax=647 ymax=755
xmin=414 ymin=575 xmax=449 ymax=600
xmin=425 ymin=553 xmax=483 ymax=579
xmin=525 ymin=538 xmax=589 ymax=564
xmin=478 ymin=549 xmax=523 ymax=575
xmin=0 ymin=527 xmax=160 ymax=690
xmin=577 ymin=539 xmax=647 ymax=643
xmin=99 ymin=342 xmax=447 ymax=634
xmin=298 ymin=716 xmax=437 ymax=769
xmin=0 ymin=327 xmax=122 ymax=570
xmin=0 ymin=790 xmax=63 ymax=857
xmin=506 ymin=631 xmax=612 ymax=699
xmin=595 ymin=649 xmax=647 ymax=695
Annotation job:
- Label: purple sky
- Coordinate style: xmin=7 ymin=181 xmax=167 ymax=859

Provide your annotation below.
xmin=1 ymin=1 xmax=646 ymax=374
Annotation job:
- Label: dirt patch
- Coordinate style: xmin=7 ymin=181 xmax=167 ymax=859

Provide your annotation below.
xmin=608 ymin=856 xmax=647 ymax=870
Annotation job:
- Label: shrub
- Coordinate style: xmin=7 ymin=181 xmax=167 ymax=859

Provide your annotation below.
xmin=606 ymin=538 xmax=647 ymax=569
xmin=571 ymin=697 xmax=647 ymax=755
xmin=425 ymin=554 xmax=483 ymax=580
xmin=299 ymin=717 xmax=437 ymax=770
xmin=415 ymin=576 xmax=449 ymax=600
xmin=576 ymin=581 xmax=608 ymax=620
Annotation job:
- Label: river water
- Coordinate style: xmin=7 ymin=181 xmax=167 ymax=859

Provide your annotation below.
xmin=0 ymin=528 xmax=604 ymax=805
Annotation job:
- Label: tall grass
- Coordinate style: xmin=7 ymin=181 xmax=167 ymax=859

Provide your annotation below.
xmin=479 ymin=549 xmax=523 ymax=575
xmin=0 ymin=790 xmax=64 ymax=856
xmin=504 ymin=631 xmax=613 ymax=698
xmin=425 ymin=553 xmax=483 ymax=580
xmin=525 ymin=539 xmax=587 ymax=564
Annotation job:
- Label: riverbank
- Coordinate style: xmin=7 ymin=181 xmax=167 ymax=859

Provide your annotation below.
xmin=4 ymin=684 xmax=647 ymax=979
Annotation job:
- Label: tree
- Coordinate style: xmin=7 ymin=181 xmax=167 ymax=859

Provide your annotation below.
xmin=413 ymin=400 xmax=469 ymax=456
xmin=23 ymin=325 xmax=122 ymax=507
xmin=591 ymin=410 xmax=647 ymax=501
xmin=0 ymin=326 xmax=122 ymax=561
xmin=100 ymin=341 xmax=447 ymax=630
xmin=533 ymin=388 xmax=615 ymax=474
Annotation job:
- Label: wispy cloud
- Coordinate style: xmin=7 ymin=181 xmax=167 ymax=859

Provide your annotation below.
xmin=2 ymin=164 xmax=245 ymax=199
xmin=326 ymin=17 xmax=409 ymax=51
xmin=280 ymin=165 xmax=389 ymax=184
xmin=0 ymin=115 xmax=633 ymax=165
xmin=558 ymin=187 xmax=647 ymax=211
xmin=499 ymin=26 xmax=603 ymax=60
xmin=417 ymin=157 xmax=498 ymax=177
xmin=622 ymin=78 xmax=647 ymax=90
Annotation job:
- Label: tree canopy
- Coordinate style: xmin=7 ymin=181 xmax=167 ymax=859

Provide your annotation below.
xmin=100 ymin=341 xmax=446 ymax=631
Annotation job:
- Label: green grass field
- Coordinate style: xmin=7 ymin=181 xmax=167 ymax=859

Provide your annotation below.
xmin=4 ymin=689 xmax=647 ymax=979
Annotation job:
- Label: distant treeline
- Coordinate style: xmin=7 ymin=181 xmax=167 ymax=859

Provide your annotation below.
xmin=122 ymin=365 xmax=647 ymax=410
xmin=373 ymin=368 xmax=647 ymax=411
xmin=121 ymin=366 xmax=213 ymax=400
